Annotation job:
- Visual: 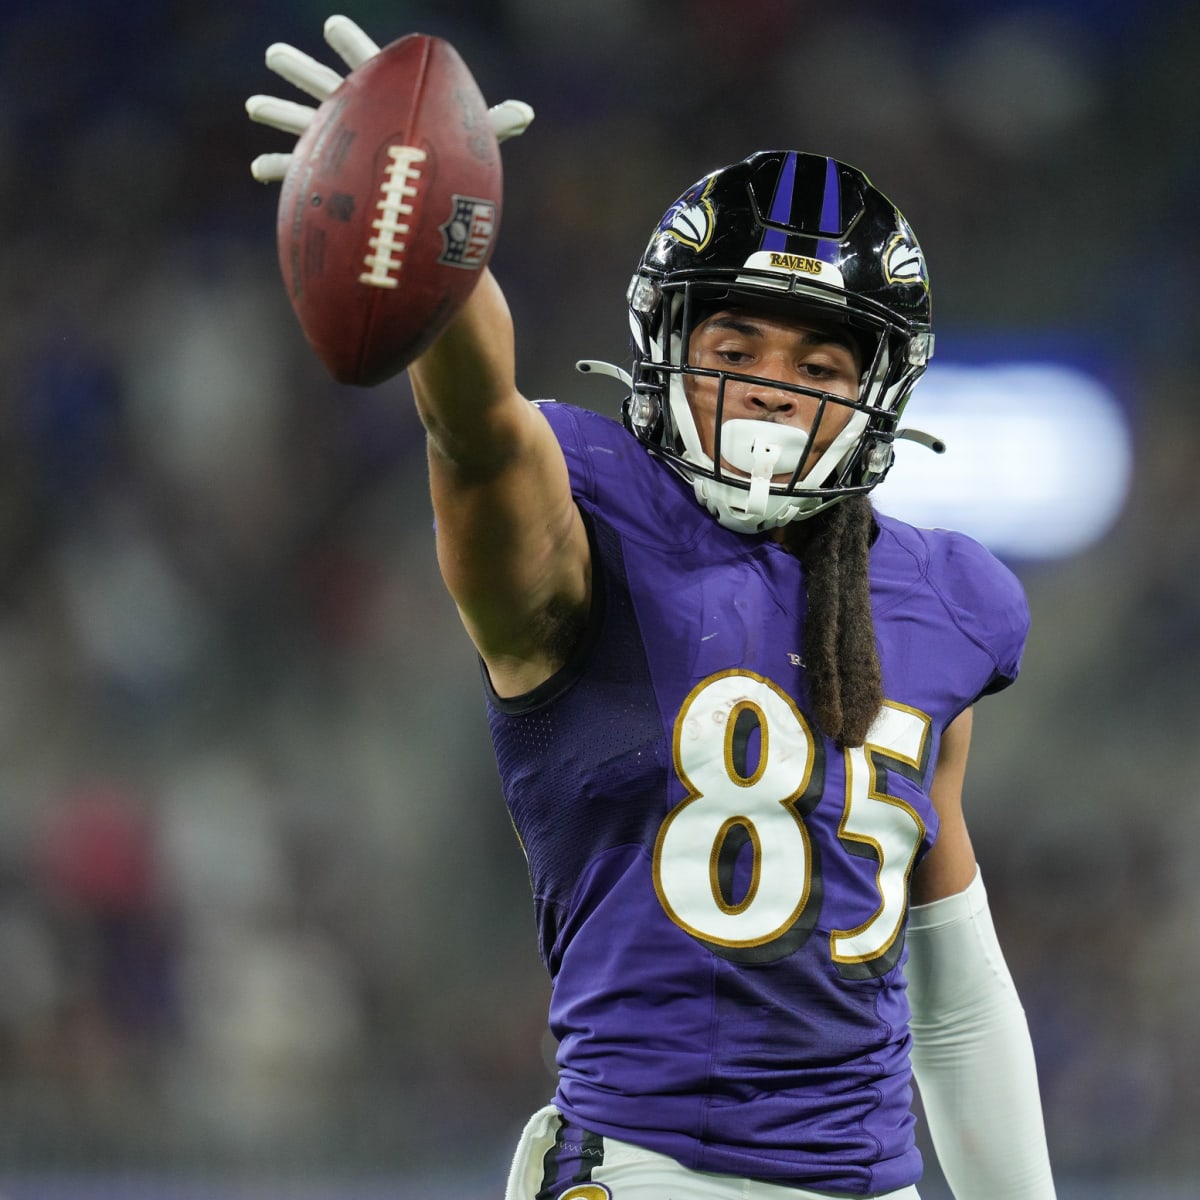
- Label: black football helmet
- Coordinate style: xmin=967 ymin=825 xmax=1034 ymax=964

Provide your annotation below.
xmin=620 ymin=150 xmax=935 ymax=531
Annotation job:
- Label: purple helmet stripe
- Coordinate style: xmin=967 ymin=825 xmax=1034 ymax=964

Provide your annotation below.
xmin=760 ymin=151 xmax=798 ymax=252
xmin=816 ymin=156 xmax=841 ymax=262
xmin=816 ymin=154 xmax=844 ymax=260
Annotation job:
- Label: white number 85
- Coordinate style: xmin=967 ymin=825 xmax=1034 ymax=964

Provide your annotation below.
xmin=652 ymin=670 xmax=931 ymax=978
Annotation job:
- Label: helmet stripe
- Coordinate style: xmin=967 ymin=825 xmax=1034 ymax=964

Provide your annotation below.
xmin=760 ymin=150 xmax=798 ymax=252
xmin=816 ymin=156 xmax=841 ymax=263
xmin=760 ymin=152 xmax=841 ymax=264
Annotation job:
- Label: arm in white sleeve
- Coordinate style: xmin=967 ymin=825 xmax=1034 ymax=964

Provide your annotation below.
xmin=906 ymin=868 xmax=1057 ymax=1199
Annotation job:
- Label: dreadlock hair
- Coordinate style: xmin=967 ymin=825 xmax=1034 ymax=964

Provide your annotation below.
xmin=779 ymin=494 xmax=883 ymax=749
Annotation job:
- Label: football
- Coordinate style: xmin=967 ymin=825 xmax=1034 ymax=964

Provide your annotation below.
xmin=276 ymin=34 xmax=502 ymax=386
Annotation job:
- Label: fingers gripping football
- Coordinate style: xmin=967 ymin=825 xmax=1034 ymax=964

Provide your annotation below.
xmin=250 ymin=16 xmax=515 ymax=385
xmin=246 ymin=15 xmax=534 ymax=183
xmin=323 ymin=12 xmax=381 ymax=71
xmin=485 ymin=98 xmax=537 ymax=144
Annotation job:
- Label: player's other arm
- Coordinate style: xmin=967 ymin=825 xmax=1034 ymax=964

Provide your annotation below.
xmin=408 ymin=270 xmax=591 ymax=698
xmin=906 ymin=708 xmax=1057 ymax=1199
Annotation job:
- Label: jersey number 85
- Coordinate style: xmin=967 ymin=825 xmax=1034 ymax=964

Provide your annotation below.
xmin=652 ymin=670 xmax=931 ymax=980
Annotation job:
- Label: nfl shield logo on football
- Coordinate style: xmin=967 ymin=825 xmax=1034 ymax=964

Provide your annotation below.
xmin=439 ymin=196 xmax=497 ymax=269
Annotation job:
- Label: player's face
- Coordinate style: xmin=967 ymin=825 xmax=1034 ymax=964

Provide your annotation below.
xmin=683 ymin=307 xmax=863 ymax=468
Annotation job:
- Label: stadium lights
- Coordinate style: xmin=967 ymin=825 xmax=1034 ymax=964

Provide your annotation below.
xmin=874 ymin=359 xmax=1132 ymax=561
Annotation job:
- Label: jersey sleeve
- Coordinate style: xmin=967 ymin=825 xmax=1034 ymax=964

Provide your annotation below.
xmin=532 ymin=400 xmax=598 ymax=504
xmin=925 ymin=529 xmax=1030 ymax=698
xmin=531 ymin=400 xmax=706 ymax=551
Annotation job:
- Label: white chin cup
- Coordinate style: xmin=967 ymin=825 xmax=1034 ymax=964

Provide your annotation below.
xmin=718 ymin=419 xmax=810 ymax=519
xmin=686 ymin=420 xmax=815 ymax=533
xmin=720 ymin=415 xmax=808 ymax=478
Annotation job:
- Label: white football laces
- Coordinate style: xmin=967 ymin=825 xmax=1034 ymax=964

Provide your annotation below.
xmin=245 ymin=14 xmax=534 ymax=183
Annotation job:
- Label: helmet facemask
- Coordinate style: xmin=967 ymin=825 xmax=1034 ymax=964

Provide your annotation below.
xmin=626 ymin=268 xmax=931 ymax=532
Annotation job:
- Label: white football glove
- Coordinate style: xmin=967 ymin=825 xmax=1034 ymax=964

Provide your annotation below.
xmin=245 ymin=14 xmax=534 ymax=183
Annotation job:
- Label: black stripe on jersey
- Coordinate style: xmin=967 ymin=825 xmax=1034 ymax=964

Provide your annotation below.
xmin=534 ymin=1116 xmax=567 ymax=1200
xmin=535 ymin=1117 xmax=605 ymax=1198
xmin=572 ymin=1128 xmax=605 ymax=1183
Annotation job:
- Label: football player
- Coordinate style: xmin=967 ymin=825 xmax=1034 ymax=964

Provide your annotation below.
xmin=249 ymin=17 xmax=1057 ymax=1200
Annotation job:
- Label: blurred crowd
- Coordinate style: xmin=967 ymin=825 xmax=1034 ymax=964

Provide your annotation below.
xmin=0 ymin=0 xmax=1197 ymax=1190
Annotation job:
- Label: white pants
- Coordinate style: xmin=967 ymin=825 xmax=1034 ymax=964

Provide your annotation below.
xmin=505 ymin=1104 xmax=922 ymax=1200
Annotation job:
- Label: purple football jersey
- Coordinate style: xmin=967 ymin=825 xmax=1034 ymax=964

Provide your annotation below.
xmin=485 ymin=403 xmax=1029 ymax=1195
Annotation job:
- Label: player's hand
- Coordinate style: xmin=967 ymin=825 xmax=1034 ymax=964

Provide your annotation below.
xmin=245 ymin=14 xmax=534 ymax=183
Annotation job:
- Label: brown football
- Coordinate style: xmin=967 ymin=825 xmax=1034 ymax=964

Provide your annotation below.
xmin=276 ymin=34 xmax=502 ymax=386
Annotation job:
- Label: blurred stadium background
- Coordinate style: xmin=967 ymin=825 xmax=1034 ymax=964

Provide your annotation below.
xmin=0 ymin=0 xmax=1196 ymax=1196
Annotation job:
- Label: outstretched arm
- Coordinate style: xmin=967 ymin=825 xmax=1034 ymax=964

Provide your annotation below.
xmin=248 ymin=16 xmax=591 ymax=696
xmin=409 ymin=270 xmax=591 ymax=697
xmin=907 ymin=709 xmax=1057 ymax=1199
